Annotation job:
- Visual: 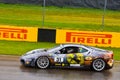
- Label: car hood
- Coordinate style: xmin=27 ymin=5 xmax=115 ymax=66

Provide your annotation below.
xmin=24 ymin=48 xmax=48 ymax=56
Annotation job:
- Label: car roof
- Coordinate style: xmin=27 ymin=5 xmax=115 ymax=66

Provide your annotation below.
xmin=61 ymin=43 xmax=87 ymax=48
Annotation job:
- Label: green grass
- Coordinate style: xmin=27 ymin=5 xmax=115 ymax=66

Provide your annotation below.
xmin=0 ymin=3 xmax=120 ymax=32
xmin=0 ymin=40 xmax=56 ymax=56
xmin=0 ymin=40 xmax=119 ymax=60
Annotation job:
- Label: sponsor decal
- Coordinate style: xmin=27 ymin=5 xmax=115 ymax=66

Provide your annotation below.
xmin=67 ymin=53 xmax=84 ymax=64
xmin=85 ymin=56 xmax=92 ymax=61
xmin=66 ymin=32 xmax=112 ymax=45
xmin=70 ymin=64 xmax=80 ymax=67
xmin=55 ymin=64 xmax=61 ymax=66
xmin=62 ymin=64 xmax=65 ymax=66
xmin=0 ymin=27 xmax=27 ymax=40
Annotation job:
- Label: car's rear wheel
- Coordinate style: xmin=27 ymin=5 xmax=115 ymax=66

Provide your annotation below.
xmin=92 ymin=59 xmax=105 ymax=72
xmin=36 ymin=56 xmax=50 ymax=69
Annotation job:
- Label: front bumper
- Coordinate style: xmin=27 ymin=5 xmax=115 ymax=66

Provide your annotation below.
xmin=20 ymin=57 xmax=36 ymax=67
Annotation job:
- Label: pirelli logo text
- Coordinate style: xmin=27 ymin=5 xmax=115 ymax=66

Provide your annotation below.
xmin=0 ymin=28 xmax=28 ymax=40
xmin=66 ymin=32 xmax=112 ymax=44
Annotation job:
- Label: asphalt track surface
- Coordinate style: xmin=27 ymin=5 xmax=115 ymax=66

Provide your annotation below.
xmin=0 ymin=55 xmax=120 ymax=80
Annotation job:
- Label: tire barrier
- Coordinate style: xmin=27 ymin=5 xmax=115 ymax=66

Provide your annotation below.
xmin=38 ymin=28 xmax=56 ymax=43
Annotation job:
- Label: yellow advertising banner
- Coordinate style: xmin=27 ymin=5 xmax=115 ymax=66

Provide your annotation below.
xmin=0 ymin=25 xmax=38 ymax=42
xmin=56 ymin=29 xmax=120 ymax=47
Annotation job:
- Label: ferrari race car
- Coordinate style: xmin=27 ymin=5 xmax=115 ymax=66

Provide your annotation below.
xmin=20 ymin=44 xmax=114 ymax=72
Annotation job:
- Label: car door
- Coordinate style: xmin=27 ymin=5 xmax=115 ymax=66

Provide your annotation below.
xmin=53 ymin=48 xmax=66 ymax=64
xmin=66 ymin=47 xmax=89 ymax=67
xmin=54 ymin=53 xmax=66 ymax=63
xmin=53 ymin=46 xmax=77 ymax=64
xmin=53 ymin=46 xmax=88 ymax=67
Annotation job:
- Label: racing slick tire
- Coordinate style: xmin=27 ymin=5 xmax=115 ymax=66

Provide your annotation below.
xmin=36 ymin=56 xmax=50 ymax=69
xmin=92 ymin=59 xmax=106 ymax=72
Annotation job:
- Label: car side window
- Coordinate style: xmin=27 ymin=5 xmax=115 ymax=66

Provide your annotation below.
xmin=79 ymin=47 xmax=88 ymax=53
xmin=60 ymin=47 xmax=79 ymax=54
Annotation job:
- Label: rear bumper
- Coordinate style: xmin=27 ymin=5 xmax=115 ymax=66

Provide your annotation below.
xmin=106 ymin=59 xmax=114 ymax=69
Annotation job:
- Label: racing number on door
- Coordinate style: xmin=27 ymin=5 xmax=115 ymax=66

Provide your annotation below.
xmin=54 ymin=57 xmax=64 ymax=62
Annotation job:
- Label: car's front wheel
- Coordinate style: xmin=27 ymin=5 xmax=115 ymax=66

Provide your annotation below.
xmin=92 ymin=59 xmax=106 ymax=72
xmin=36 ymin=56 xmax=50 ymax=69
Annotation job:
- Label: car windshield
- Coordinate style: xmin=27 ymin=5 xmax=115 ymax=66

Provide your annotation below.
xmin=47 ymin=45 xmax=61 ymax=52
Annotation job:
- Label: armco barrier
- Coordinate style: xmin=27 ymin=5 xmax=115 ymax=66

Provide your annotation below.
xmin=56 ymin=29 xmax=120 ymax=47
xmin=0 ymin=25 xmax=38 ymax=42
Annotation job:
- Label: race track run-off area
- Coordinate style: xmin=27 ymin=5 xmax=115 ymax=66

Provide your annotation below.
xmin=0 ymin=55 xmax=120 ymax=80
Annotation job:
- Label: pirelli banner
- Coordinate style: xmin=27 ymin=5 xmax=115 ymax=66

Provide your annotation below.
xmin=56 ymin=29 xmax=120 ymax=47
xmin=0 ymin=25 xmax=38 ymax=42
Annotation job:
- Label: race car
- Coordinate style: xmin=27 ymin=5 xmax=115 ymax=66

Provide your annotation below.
xmin=20 ymin=44 xmax=114 ymax=72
